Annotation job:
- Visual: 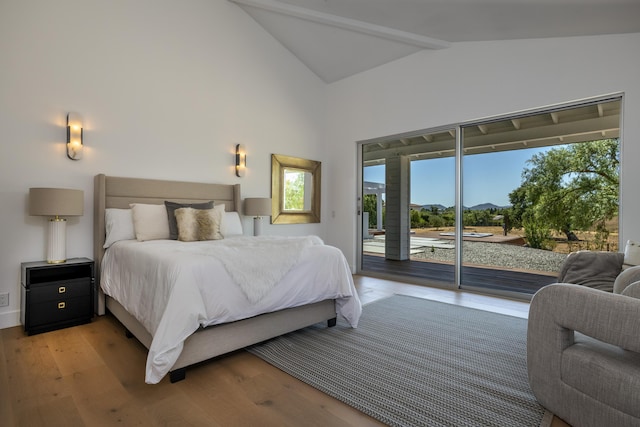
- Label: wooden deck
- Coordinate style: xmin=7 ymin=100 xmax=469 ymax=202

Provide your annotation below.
xmin=361 ymin=254 xmax=558 ymax=295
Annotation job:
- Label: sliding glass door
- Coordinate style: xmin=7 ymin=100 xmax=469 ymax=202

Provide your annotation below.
xmin=358 ymin=95 xmax=621 ymax=298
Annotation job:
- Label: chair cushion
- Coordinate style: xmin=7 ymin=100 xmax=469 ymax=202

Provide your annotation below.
xmin=561 ymin=335 xmax=640 ymax=419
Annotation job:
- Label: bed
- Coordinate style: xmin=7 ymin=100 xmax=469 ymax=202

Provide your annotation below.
xmin=93 ymin=174 xmax=361 ymax=384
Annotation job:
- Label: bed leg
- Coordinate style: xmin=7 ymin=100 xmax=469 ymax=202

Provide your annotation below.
xmin=169 ymin=368 xmax=186 ymax=383
xmin=327 ymin=317 xmax=337 ymax=327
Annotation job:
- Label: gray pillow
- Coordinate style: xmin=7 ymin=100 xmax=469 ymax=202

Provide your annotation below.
xmin=557 ymin=251 xmax=624 ymax=292
xmin=164 ymin=200 xmax=214 ymax=240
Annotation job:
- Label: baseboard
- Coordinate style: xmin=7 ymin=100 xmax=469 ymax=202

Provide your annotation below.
xmin=0 ymin=309 xmax=21 ymax=330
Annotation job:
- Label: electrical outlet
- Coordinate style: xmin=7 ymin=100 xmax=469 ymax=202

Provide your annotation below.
xmin=0 ymin=292 xmax=8 ymax=307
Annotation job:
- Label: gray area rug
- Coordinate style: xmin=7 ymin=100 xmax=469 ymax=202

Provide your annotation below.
xmin=248 ymin=295 xmax=546 ymax=427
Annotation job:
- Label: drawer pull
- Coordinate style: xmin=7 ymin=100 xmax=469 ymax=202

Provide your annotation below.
xmin=58 ymin=302 xmax=66 ymax=309
xmin=58 ymin=286 xmax=66 ymax=294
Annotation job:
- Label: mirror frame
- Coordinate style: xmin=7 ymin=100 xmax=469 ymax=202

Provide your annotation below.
xmin=271 ymin=154 xmax=321 ymax=224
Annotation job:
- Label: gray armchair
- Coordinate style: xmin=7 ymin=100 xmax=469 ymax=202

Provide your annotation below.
xmin=527 ymin=279 xmax=640 ymax=426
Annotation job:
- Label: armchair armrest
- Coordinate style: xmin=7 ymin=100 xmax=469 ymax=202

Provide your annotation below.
xmin=529 ymin=283 xmax=640 ymax=356
xmin=614 ymin=265 xmax=640 ymax=294
xmin=621 ymin=281 xmax=640 ymax=299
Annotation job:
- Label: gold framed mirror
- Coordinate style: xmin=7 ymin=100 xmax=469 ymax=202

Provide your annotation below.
xmin=271 ymin=154 xmax=321 ymax=224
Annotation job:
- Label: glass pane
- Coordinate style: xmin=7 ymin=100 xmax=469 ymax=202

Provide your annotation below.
xmin=361 ymin=129 xmax=457 ymax=286
xmin=460 ymin=99 xmax=621 ymax=295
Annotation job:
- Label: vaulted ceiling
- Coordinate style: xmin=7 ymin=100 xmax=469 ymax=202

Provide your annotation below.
xmin=229 ymin=0 xmax=640 ymax=83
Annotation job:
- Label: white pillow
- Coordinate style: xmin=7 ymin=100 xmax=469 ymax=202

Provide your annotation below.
xmin=174 ymin=207 xmax=223 ymax=241
xmin=130 ymin=203 xmax=170 ymax=241
xmin=624 ymin=240 xmax=640 ymax=266
xmin=221 ymin=211 xmax=243 ymax=237
xmin=103 ymin=208 xmax=135 ymax=248
xmin=212 ymin=204 xmax=243 ymax=237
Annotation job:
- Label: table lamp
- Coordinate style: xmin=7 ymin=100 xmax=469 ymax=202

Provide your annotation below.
xmin=29 ymin=188 xmax=84 ymax=263
xmin=244 ymin=197 xmax=272 ymax=236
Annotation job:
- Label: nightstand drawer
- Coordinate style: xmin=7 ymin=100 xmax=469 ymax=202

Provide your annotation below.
xmin=21 ymin=258 xmax=95 ymax=335
xmin=28 ymin=295 xmax=93 ymax=327
xmin=29 ymin=278 xmax=91 ymax=304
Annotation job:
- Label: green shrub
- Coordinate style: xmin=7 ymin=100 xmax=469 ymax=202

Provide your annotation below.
xmin=524 ymin=218 xmax=554 ymax=250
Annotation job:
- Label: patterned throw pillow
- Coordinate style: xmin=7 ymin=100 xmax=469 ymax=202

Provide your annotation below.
xmin=174 ymin=207 xmax=223 ymax=241
xmin=164 ymin=200 xmax=214 ymax=240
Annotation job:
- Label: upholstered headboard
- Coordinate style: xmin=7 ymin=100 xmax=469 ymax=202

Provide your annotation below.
xmin=93 ymin=174 xmax=241 ymax=313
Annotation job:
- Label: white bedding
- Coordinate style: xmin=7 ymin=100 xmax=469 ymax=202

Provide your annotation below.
xmin=100 ymin=236 xmax=362 ymax=384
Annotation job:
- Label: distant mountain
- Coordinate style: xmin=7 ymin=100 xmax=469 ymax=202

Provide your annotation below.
xmin=468 ymin=203 xmax=510 ymax=211
xmin=416 ymin=203 xmax=511 ymax=211
xmin=420 ymin=204 xmax=447 ymax=211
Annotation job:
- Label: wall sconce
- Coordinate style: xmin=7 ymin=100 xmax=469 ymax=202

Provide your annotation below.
xmin=67 ymin=112 xmax=83 ymax=160
xmin=235 ymin=144 xmax=246 ymax=177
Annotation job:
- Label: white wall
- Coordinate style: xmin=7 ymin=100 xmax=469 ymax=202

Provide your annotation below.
xmin=0 ymin=0 xmax=326 ymax=328
xmin=325 ymin=33 xmax=640 ymax=271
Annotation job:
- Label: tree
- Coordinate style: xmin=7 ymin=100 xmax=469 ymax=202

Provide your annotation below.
xmin=363 ymin=194 xmax=379 ymax=228
xmin=429 ymin=214 xmax=445 ymax=230
xmin=284 ymin=171 xmax=306 ymax=210
xmin=509 ymin=139 xmax=619 ymax=243
xmin=410 ymin=210 xmax=426 ymax=228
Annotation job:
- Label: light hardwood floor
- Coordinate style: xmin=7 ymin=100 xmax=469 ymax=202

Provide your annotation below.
xmin=0 ymin=276 xmax=569 ymax=426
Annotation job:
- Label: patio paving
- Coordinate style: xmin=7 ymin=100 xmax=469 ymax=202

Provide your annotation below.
xmin=363 ymin=235 xmax=455 ymax=255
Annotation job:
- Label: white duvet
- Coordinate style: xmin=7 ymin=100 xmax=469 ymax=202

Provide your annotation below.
xmin=100 ymin=236 xmax=362 ymax=384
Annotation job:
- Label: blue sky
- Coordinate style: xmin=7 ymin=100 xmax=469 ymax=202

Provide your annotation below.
xmin=364 ymin=147 xmax=553 ymax=207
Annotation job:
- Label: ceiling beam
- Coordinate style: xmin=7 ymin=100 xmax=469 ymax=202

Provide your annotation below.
xmin=229 ymin=0 xmax=451 ymax=49
xmin=363 ymin=115 xmax=620 ymax=163
xmin=464 ymin=115 xmax=619 ymax=149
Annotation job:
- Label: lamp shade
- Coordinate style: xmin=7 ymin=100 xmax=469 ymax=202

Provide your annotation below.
xmin=244 ymin=197 xmax=271 ymax=217
xmin=29 ymin=188 xmax=84 ymax=217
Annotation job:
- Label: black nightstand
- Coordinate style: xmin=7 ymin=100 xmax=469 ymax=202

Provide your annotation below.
xmin=21 ymin=257 xmax=95 ymax=335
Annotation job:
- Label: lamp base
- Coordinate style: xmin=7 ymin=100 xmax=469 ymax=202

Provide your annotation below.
xmin=47 ymin=218 xmax=67 ymax=263
xmin=253 ymin=217 xmax=263 ymax=237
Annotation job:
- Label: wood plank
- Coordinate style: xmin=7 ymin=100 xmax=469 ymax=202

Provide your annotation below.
xmin=44 ymin=326 xmax=104 ymax=376
xmin=14 ymin=395 xmax=85 ymax=427
xmin=361 ymin=254 xmax=557 ymax=294
xmin=64 ymin=364 xmax=152 ymax=426
xmin=141 ymin=392 xmax=217 ymax=426
xmin=79 ymin=315 xmax=150 ymax=387
xmin=177 ymin=357 xmax=296 ymax=426
xmin=1 ymin=326 xmax=73 ymax=413
xmin=0 ymin=328 xmax=17 ymax=426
